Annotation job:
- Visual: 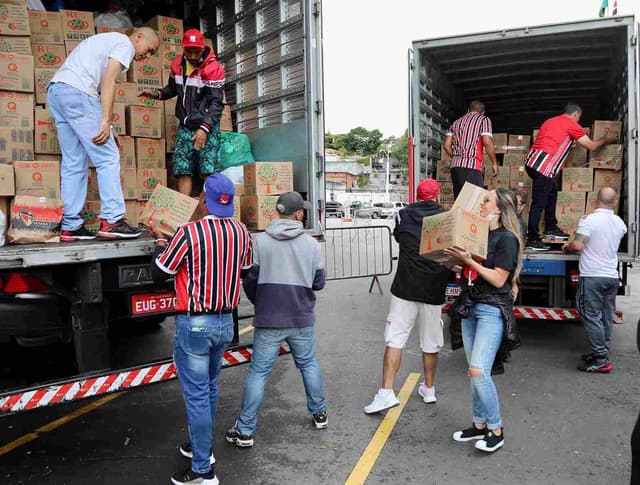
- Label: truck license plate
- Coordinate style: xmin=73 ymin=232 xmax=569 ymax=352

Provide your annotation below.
xmin=131 ymin=291 xmax=176 ymax=315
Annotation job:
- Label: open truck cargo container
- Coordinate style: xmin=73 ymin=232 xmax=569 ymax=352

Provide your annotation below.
xmin=409 ymin=16 xmax=638 ymax=309
xmin=0 ymin=0 xmax=324 ymax=411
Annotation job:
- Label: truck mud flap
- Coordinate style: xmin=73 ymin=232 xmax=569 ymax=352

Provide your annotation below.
xmin=0 ymin=343 xmax=290 ymax=417
xmin=442 ymin=304 xmax=623 ymax=324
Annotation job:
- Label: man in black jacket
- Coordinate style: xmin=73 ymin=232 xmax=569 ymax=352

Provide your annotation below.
xmin=364 ymin=179 xmax=452 ymax=414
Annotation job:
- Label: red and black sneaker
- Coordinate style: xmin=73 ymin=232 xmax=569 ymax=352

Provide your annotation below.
xmin=97 ymin=219 xmax=141 ymax=240
xmin=578 ymin=356 xmax=613 ymax=373
xmin=60 ymin=225 xmax=97 ymax=242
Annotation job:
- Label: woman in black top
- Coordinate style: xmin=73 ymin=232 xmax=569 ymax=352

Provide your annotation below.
xmin=445 ymin=188 xmax=522 ymax=453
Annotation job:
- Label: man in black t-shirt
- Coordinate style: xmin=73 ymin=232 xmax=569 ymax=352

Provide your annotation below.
xmin=364 ymin=179 xmax=451 ymax=414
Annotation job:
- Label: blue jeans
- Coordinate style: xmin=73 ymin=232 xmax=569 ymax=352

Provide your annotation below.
xmin=236 ymin=326 xmax=327 ymax=435
xmin=576 ymin=276 xmax=618 ymax=358
xmin=462 ymin=303 xmax=504 ymax=429
xmin=47 ymin=82 xmax=125 ymax=230
xmin=173 ymin=313 xmax=234 ymax=474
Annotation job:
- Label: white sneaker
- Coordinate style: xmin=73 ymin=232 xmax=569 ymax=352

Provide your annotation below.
xmin=417 ymin=383 xmax=436 ymax=404
xmin=363 ymin=390 xmax=400 ymax=414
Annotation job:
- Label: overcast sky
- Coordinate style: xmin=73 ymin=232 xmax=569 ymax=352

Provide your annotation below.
xmin=322 ymin=0 xmax=640 ymax=138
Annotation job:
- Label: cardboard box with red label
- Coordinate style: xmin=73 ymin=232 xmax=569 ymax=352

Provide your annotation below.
xmin=243 ymin=161 xmax=294 ymax=196
xmin=28 ymin=11 xmax=63 ymax=44
xmin=0 ymin=127 xmax=33 ymax=163
xmin=562 ymin=168 xmax=593 ymax=192
xmin=146 ymin=16 xmax=183 ymax=45
xmin=0 ymin=1 xmax=30 ymax=36
xmin=0 ymin=52 xmax=33 ymax=92
xmin=241 ymin=195 xmax=279 ymax=231
xmin=0 ymin=36 xmax=31 ymax=55
xmin=111 ymin=102 xmax=126 ymax=135
xmin=137 ymin=168 xmax=167 ymax=200
xmin=59 ymin=10 xmax=94 ymax=41
xmin=0 ymin=91 xmax=33 ymax=129
xmin=13 ymin=160 xmax=60 ymax=199
xmin=0 ymin=163 xmax=14 ymax=196
xmin=7 ymin=195 xmax=64 ymax=244
xmin=592 ymin=169 xmax=622 ymax=192
xmin=135 ymin=138 xmax=165 ymax=168
xmin=140 ymin=184 xmax=199 ymax=236
xmin=34 ymin=106 xmax=60 ymax=154
xmin=31 ymin=44 xmax=66 ymax=69
xmin=127 ymin=106 xmax=162 ymax=138
xmin=34 ymin=67 xmax=56 ymax=104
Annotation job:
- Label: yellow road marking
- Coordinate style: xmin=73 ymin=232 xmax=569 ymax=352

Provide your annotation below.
xmin=345 ymin=372 xmax=420 ymax=485
xmin=0 ymin=393 xmax=122 ymax=456
xmin=239 ymin=324 xmax=254 ymax=336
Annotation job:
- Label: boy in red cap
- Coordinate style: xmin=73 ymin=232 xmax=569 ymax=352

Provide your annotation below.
xmin=140 ymin=29 xmax=225 ymax=196
xmin=364 ymin=179 xmax=452 ymax=414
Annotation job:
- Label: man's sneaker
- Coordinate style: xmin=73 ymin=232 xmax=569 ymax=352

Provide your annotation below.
xmin=578 ymin=357 xmax=613 ymax=373
xmin=544 ymin=227 xmax=570 ymax=240
xmin=475 ymin=430 xmax=505 ymax=452
xmin=363 ymin=389 xmax=400 ymax=414
xmin=60 ymin=225 xmax=97 ymax=242
xmin=453 ymin=425 xmax=487 ymax=442
xmin=97 ymin=218 xmax=141 ymax=239
xmin=526 ymin=239 xmax=551 ymax=251
xmin=417 ymin=383 xmax=436 ymax=404
xmin=225 ymin=425 xmax=254 ymax=448
xmin=179 ymin=441 xmax=215 ymax=465
xmin=171 ymin=466 xmax=218 ymax=485
xmin=312 ymin=411 xmax=328 ymax=429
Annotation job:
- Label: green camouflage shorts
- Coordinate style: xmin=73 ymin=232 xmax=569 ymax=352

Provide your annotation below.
xmin=172 ymin=124 xmax=221 ymax=177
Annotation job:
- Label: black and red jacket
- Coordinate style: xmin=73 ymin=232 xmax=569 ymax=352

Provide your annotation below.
xmin=158 ymin=46 xmax=224 ymax=134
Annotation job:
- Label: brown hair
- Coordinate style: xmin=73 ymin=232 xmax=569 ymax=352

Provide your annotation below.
xmin=495 ymin=187 xmax=523 ymax=301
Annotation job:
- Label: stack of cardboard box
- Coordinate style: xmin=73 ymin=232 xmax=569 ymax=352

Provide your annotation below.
xmin=240 ymin=161 xmax=294 ymax=230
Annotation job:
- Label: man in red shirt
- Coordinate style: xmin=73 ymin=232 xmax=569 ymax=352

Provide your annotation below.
xmin=443 ymin=100 xmax=499 ymax=199
xmin=151 ymin=174 xmax=252 ymax=485
xmin=525 ymin=103 xmax=617 ymax=251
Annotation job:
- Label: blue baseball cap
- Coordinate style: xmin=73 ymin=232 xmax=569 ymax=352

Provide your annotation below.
xmin=204 ymin=173 xmax=235 ymax=217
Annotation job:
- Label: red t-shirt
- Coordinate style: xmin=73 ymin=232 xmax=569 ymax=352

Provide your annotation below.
xmin=526 ymin=115 xmax=586 ymax=177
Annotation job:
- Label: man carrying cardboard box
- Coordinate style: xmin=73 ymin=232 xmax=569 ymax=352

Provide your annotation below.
xmin=563 ymin=187 xmax=626 ymax=373
xmin=47 ymin=28 xmax=160 ymax=241
xmin=139 ymin=29 xmax=225 ymax=197
xmin=524 ymin=102 xmax=617 ymax=251
xmin=443 ymin=100 xmax=498 ymax=199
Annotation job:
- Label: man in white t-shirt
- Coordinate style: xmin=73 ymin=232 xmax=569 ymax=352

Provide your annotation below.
xmin=564 ymin=187 xmax=627 ymax=373
xmin=48 ymin=28 xmax=159 ymax=241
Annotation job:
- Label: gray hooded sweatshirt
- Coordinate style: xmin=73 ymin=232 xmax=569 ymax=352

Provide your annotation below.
xmin=242 ymin=219 xmax=326 ymax=328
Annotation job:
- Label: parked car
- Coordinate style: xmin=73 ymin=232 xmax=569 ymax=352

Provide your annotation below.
xmin=325 ymin=201 xmax=345 ymax=218
xmin=349 ymin=201 xmax=363 ymax=210
xmin=355 ymin=202 xmax=395 ymax=219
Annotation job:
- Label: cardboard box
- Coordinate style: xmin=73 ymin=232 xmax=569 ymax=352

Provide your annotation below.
xmin=555 ymin=214 xmax=582 ymax=240
xmin=451 ymin=182 xmax=489 ymax=215
xmin=28 ymin=11 xmax=63 ymax=44
xmin=13 ymin=160 xmax=60 ymax=198
xmin=160 ymin=43 xmax=180 ymax=71
xmin=0 ymin=52 xmax=33 ymax=92
xmin=502 ymin=153 xmax=526 ymax=167
xmin=60 ymin=10 xmax=94 ymax=41
xmin=125 ymin=200 xmax=138 ymax=226
xmin=0 ymin=127 xmax=32 ymax=163
xmin=507 ymin=134 xmax=530 ymax=153
xmin=35 ymin=154 xmax=60 ymax=161
xmin=64 ymin=40 xmax=80 ymax=55
xmin=86 ymin=168 xmax=99 ymax=200
xmin=34 ymin=106 xmax=60 ymax=154
xmin=139 ymin=184 xmax=199 ymax=236
xmin=484 ymin=166 xmax=509 ymax=188
xmin=137 ymin=168 xmax=167 ymax=200
xmin=0 ymin=196 xmax=8 ymax=242
xmin=127 ymin=106 xmax=162 ymax=138
xmin=121 ymin=167 xmax=138 ymax=199
xmin=34 ymin=67 xmax=55 ymax=104
xmin=241 ymin=195 xmax=279 ymax=231
xmin=593 ymin=169 xmax=622 ymax=192
xmin=244 ymin=161 xmax=294 ymax=196
xmin=95 ymin=26 xmax=129 ymax=34
xmin=146 ymin=16 xmax=184 ymax=45
xmin=586 ymin=191 xmax=620 ymax=214
xmin=592 ymin=120 xmax=622 ymax=143
xmin=565 ymin=146 xmax=588 ymax=167
xmin=127 ymin=55 xmax=162 ymax=90
xmin=419 ymin=208 xmax=489 ymax=262
xmin=0 ymin=1 xmax=29 ymax=36
xmin=492 ymin=133 xmax=508 ymax=153
xmin=0 ymin=36 xmax=30 ymax=55
xmin=555 ymin=192 xmax=585 ymax=218
xmin=589 ymin=144 xmax=623 ymax=171
xmin=114 ymin=82 xmax=138 ymax=106
xmin=439 ymin=181 xmax=454 ymax=209
xmin=111 ymin=102 xmax=126 ymax=135
xmin=0 ymin=91 xmax=33 ymax=129
xmin=439 ymin=145 xmax=451 ymax=161
xmin=7 ymin=195 xmax=64 ymax=244
xmin=81 ymin=200 xmax=101 ymax=231
xmin=134 ymin=85 xmax=163 ymax=109
xmin=436 ymin=159 xmax=451 ymax=181
xmin=162 ymin=68 xmax=171 ymax=85
xmin=509 ymin=166 xmax=532 ymax=191
xmin=165 ymin=117 xmax=177 ymax=152
xmin=562 ymin=167 xmax=593 ymax=192
xmin=31 ymin=43 xmax=65 ymax=69
xmin=532 ymin=129 xmax=539 ymax=142
xmin=135 ymin=138 xmax=165 ymax=168
xmin=0 ymin=163 xmax=14 ymax=196
xmin=118 ymin=136 xmax=136 ymax=168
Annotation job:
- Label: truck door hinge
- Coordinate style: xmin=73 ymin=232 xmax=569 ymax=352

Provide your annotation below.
xmin=632 ymin=222 xmax=637 ymax=233
xmin=316 ymin=152 xmax=324 ymax=176
xmin=313 ymin=1 xmax=321 ymax=16
xmin=631 ymin=35 xmax=637 ymax=47
xmin=315 ymin=99 xmax=323 ymax=114
xmin=632 ymin=128 xmax=638 ymax=140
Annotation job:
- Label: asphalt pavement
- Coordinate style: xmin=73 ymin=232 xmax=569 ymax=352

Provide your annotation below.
xmin=1 ymin=227 xmax=639 ymax=484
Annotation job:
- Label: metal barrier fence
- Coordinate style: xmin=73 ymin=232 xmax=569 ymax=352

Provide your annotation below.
xmin=323 ymin=225 xmax=394 ymax=292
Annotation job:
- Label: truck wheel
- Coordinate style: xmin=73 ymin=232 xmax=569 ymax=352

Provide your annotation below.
xmin=372 ymin=212 xmax=380 ymax=219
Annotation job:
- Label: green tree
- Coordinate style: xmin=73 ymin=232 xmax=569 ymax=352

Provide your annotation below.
xmin=341 ymin=127 xmax=383 ymax=155
xmin=390 ymin=130 xmax=409 ymax=166
xmin=357 ymin=174 xmax=370 ymax=188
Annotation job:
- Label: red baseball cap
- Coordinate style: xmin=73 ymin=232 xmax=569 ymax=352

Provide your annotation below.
xmin=182 ymin=29 xmax=206 ymax=48
xmin=417 ymin=178 xmax=440 ymax=201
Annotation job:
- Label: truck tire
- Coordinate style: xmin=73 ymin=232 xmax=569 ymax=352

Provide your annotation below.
xmin=372 ymin=212 xmax=380 ymax=219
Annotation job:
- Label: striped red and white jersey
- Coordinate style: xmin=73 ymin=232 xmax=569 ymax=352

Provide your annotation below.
xmin=156 ymin=216 xmax=253 ymax=313
xmin=447 ymin=112 xmax=493 ymax=170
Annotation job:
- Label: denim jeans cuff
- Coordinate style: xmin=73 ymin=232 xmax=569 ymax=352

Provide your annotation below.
xmin=473 ymin=417 xmax=487 ymax=425
xmin=488 ymin=421 xmax=502 ymax=430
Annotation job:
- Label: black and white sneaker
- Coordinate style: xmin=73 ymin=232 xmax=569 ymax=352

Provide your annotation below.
xmin=544 ymin=227 xmax=570 ymax=240
xmin=97 ymin=218 xmax=141 ymax=239
xmin=171 ymin=466 xmax=218 ymax=485
xmin=453 ymin=425 xmax=487 ymax=442
xmin=179 ymin=441 xmax=215 ymax=465
xmin=60 ymin=225 xmax=97 ymax=242
xmin=475 ymin=430 xmax=505 ymax=452
xmin=526 ymin=239 xmax=551 ymax=251
xmin=312 ymin=411 xmax=328 ymax=429
xmin=225 ymin=425 xmax=254 ymax=448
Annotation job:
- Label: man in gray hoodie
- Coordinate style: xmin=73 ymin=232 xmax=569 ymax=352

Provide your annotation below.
xmin=226 ymin=192 xmax=327 ymax=447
